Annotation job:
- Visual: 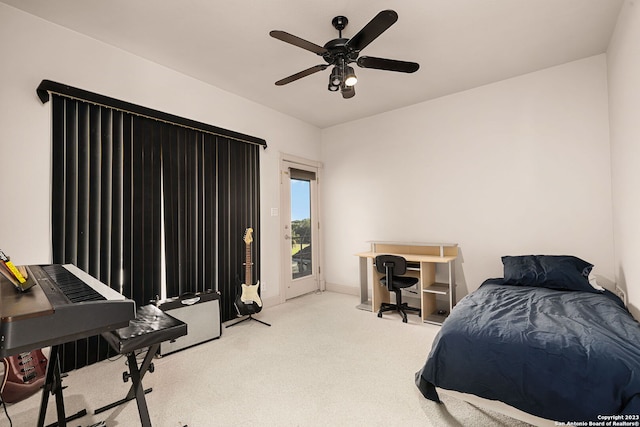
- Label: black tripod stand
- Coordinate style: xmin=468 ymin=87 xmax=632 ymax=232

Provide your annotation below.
xmin=227 ymin=294 xmax=271 ymax=328
xmin=226 ymin=314 xmax=271 ymax=328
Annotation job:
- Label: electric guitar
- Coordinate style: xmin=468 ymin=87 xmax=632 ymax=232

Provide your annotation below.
xmin=1 ymin=349 xmax=48 ymax=404
xmin=235 ymin=228 xmax=262 ymax=316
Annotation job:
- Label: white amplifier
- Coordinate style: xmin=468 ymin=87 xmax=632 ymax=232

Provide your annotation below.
xmin=156 ymin=291 xmax=221 ymax=356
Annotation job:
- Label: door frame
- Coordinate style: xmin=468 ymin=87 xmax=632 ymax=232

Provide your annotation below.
xmin=279 ymin=154 xmax=325 ymax=303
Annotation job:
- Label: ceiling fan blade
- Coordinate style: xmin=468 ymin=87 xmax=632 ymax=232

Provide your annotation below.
xmin=345 ymin=10 xmax=398 ymax=52
xmin=275 ymin=64 xmax=329 ymax=86
xmin=341 ymin=85 xmax=355 ymax=99
xmin=269 ymin=30 xmax=328 ymax=55
xmin=356 ymin=56 xmax=419 ymax=73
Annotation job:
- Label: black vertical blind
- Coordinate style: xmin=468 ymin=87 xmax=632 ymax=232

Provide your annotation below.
xmin=52 ymin=97 xmax=135 ymax=369
xmin=216 ymin=139 xmax=261 ymax=321
xmin=50 ymin=93 xmax=261 ymax=371
xmin=161 ymin=128 xmax=218 ymax=298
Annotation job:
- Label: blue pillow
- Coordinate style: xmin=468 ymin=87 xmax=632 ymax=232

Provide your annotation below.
xmin=501 ymin=255 xmax=598 ymax=293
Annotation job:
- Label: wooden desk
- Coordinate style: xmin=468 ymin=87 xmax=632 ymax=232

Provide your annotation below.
xmin=355 ymin=242 xmax=458 ymax=325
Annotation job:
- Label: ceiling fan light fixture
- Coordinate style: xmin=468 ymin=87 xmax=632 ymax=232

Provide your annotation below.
xmin=330 ymin=66 xmax=342 ymax=86
xmin=340 ymin=84 xmax=355 ymax=99
xmin=344 ymin=66 xmax=357 ymax=86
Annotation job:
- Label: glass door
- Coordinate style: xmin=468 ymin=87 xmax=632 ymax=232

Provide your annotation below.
xmin=281 ymin=162 xmax=320 ymax=300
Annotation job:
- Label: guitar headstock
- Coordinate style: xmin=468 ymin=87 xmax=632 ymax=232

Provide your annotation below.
xmin=243 ymin=228 xmax=254 ymax=245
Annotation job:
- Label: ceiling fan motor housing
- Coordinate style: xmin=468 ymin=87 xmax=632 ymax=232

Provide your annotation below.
xmin=322 ymin=38 xmax=359 ymax=65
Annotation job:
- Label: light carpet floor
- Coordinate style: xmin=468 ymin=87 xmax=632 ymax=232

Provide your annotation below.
xmin=3 ymin=291 xmax=535 ymax=426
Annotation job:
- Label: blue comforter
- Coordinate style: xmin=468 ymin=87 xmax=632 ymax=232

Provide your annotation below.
xmin=416 ymin=279 xmax=640 ymax=422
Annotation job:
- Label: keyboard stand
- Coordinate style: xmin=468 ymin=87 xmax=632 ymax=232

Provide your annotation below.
xmin=96 ymin=305 xmax=186 ymax=427
xmin=37 ymin=345 xmax=88 ymax=427
xmin=93 ymin=345 xmax=158 ymax=426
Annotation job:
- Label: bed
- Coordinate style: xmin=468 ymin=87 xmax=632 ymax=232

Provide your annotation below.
xmin=415 ymin=255 xmax=640 ymax=423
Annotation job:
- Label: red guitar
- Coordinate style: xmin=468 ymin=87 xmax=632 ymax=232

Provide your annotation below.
xmin=1 ymin=349 xmax=48 ymax=403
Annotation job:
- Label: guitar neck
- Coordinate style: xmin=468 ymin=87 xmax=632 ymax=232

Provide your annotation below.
xmin=245 ymin=242 xmax=252 ymax=285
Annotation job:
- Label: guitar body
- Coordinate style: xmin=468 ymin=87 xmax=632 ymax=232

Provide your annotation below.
xmin=1 ymin=349 xmax=48 ymax=404
xmin=235 ymin=291 xmax=262 ymax=316
xmin=240 ymin=281 xmax=262 ymax=308
xmin=234 ymin=228 xmax=263 ymax=317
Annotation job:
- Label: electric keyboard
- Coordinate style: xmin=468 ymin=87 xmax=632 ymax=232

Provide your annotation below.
xmin=0 ymin=264 xmax=136 ymax=358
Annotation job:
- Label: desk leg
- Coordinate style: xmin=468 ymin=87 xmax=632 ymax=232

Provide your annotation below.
xmin=372 ymin=268 xmax=390 ymax=314
xmin=359 ymin=256 xmax=368 ymax=304
xmin=449 ymin=261 xmax=456 ymax=313
xmin=356 ymin=256 xmax=372 ymax=311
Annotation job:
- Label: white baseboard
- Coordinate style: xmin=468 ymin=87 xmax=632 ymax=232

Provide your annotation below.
xmin=262 ymin=294 xmax=281 ymax=308
xmin=259 ymin=284 xmax=358 ymax=310
xmin=325 ymin=282 xmax=359 ymax=296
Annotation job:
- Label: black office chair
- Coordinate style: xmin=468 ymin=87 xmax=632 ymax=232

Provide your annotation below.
xmin=375 ymin=255 xmax=421 ymax=323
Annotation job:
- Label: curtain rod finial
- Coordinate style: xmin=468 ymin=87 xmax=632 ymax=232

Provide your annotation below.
xmin=36 ymin=79 xmax=54 ymax=103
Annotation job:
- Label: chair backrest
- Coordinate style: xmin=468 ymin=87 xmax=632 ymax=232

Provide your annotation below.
xmin=375 ymin=255 xmax=408 ymax=277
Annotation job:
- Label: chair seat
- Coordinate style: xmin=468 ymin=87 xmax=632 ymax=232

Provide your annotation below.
xmin=380 ymin=275 xmax=419 ymax=289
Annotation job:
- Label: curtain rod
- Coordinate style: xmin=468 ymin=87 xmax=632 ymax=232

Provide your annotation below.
xmin=36 ymin=79 xmax=267 ymax=149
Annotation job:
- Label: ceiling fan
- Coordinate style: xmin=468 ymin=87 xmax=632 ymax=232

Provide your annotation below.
xmin=270 ymin=9 xmax=419 ymax=99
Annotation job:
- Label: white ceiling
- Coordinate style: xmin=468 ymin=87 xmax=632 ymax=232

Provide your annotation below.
xmin=3 ymin=0 xmax=623 ymax=128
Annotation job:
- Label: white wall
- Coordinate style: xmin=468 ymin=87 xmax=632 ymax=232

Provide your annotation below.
xmin=321 ymin=55 xmax=615 ymax=299
xmin=0 ymin=3 xmax=624 ymax=313
xmin=607 ymin=0 xmax=640 ymax=319
xmin=0 ymin=4 xmax=321 ymax=303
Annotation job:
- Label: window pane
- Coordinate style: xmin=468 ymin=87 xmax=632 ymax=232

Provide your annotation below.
xmin=291 ymin=178 xmax=312 ymax=279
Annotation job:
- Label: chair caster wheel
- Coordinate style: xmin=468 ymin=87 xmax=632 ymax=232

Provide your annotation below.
xmin=377 ymin=312 xmax=382 ymax=318
xmin=402 ymin=317 xmax=408 ymax=323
